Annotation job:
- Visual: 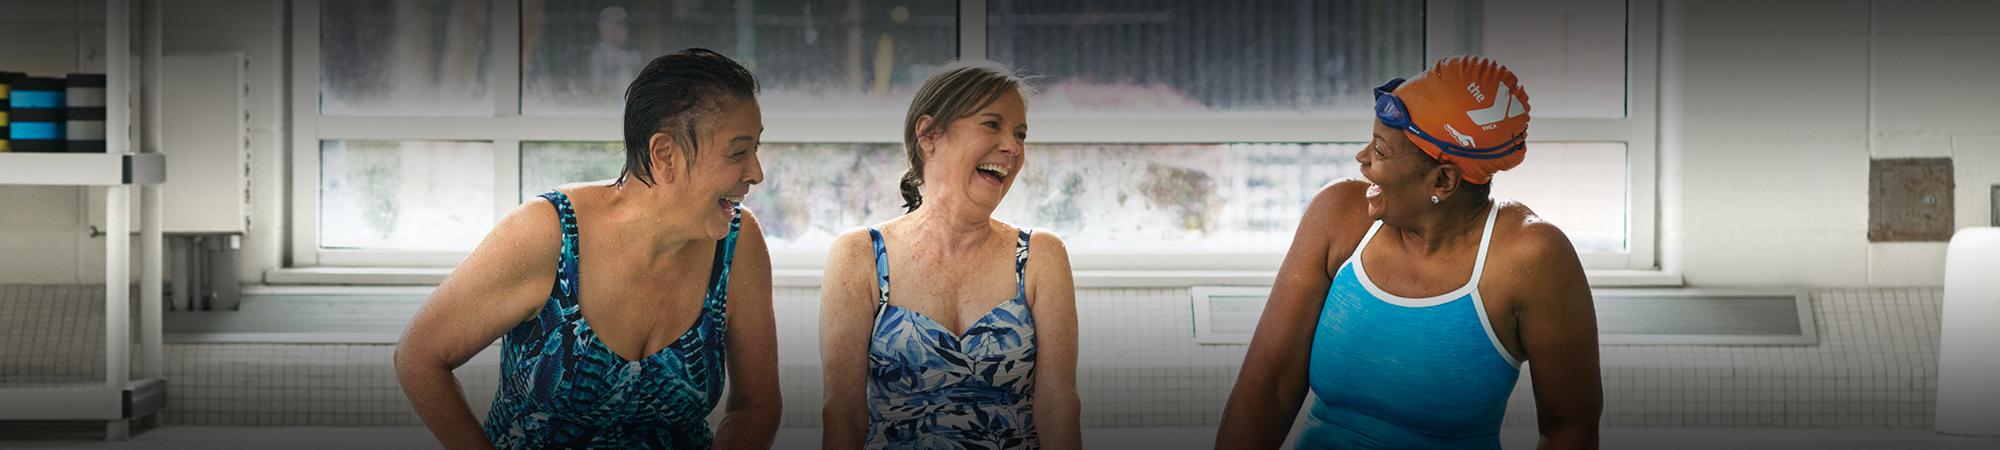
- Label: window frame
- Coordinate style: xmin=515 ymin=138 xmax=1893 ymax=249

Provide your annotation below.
xmin=288 ymin=0 xmax=1661 ymax=273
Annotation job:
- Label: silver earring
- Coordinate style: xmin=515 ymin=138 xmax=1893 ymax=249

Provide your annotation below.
xmin=1430 ymin=195 xmax=1440 ymax=204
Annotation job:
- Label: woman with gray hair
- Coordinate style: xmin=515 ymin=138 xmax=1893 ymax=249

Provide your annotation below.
xmin=820 ymin=61 xmax=1082 ymax=450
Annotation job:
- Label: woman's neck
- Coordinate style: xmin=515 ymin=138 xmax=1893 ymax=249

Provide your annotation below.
xmin=901 ymin=199 xmax=1001 ymax=257
xmin=1387 ymin=196 xmax=1492 ymax=256
xmin=601 ymin=182 xmax=702 ymax=259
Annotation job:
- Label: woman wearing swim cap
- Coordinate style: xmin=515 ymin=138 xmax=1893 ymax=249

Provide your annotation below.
xmin=1215 ymin=56 xmax=1603 ymax=449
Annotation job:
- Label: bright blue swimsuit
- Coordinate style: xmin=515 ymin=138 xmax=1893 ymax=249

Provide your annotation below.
xmin=1299 ymin=204 xmax=1522 ymax=449
xmin=865 ymin=227 xmax=1040 ymax=449
xmin=482 ymin=191 xmax=740 ymax=449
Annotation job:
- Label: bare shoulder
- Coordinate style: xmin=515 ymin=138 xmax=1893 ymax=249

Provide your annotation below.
xmin=728 ymin=206 xmax=770 ymax=274
xmin=1302 ymin=179 xmax=1378 ymax=261
xmin=1307 ymin=179 xmax=1370 ymax=217
xmin=1491 ymin=201 xmax=1581 ymax=265
xmin=1025 ymin=228 xmax=1070 ymax=261
xmin=425 ymin=196 xmax=564 ymax=324
xmin=736 ymin=205 xmax=763 ymax=229
xmin=824 ymin=226 xmax=880 ymax=281
xmin=482 ymin=196 xmax=564 ymax=262
xmin=734 ymin=205 xmax=768 ymax=247
xmin=1486 ymin=201 xmax=1590 ymax=310
xmin=817 ymin=226 xmax=886 ymax=315
xmin=828 ymin=226 xmax=876 ymax=261
xmin=1022 ymin=228 xmax=1075 ymax=310
xmin=505 ymin=195 xmax=561 ymax=224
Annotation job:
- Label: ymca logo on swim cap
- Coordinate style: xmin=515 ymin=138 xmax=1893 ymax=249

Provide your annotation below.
xmin=1465 ymin=82 xmax=1526 ymax=129
xmin=1383 ymin=55 xmax=1532 ymax=185
xmin=1448 ymin=122 xmax=1480 ymax=147
xmin=1444 ymin=123 xmax=1477 ymax=147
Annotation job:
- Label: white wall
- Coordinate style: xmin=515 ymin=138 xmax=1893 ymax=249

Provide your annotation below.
xmin=0 ymin=0 xmax=285 ymax=285
xmin=1667 ymin=0 xmax=2000 ymax=287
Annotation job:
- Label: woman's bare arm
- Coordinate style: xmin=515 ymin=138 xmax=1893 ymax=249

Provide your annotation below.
xmin=1027 ymin=231 xmax=1081 ymax=450
xmin=714 ymin=209 xmax=782 ymax=449
xmin=1215 ymin=180 xmax=1370 ymax=449
xmin=819 ymin=229 xmax=882 ymax=450
xmin=395 ymin=200 xmax=564 ymax=450
xmin=1506 ymin=222 xmax=1603 ymax=450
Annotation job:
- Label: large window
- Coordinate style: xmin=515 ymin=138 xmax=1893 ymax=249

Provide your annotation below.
xmin=293 ymin=0 xmax=1659 ymax=272
xmin=519 ymin=0 xmax=957 ymax=116
xmin=320 ymin=0 xmax=494 ymax=116
xmin=321 ymin=140 xmax=496 ymax=250
xmin=989 ymin=0 xmax=1422 ymax=115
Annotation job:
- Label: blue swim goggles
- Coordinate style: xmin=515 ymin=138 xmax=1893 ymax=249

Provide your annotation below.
xmin=1373 ymin=78 xmax=1526 ymax=160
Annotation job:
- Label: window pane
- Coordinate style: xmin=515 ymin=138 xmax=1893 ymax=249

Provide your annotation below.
xmin=1489 ymin=142 xmax=1627 ymax=253
xmin=513 ymin=142 xmax=1628 ymax=255
xmin=516 ymin=142 xmax=907 ymax=252
xmin=755 ymin=143 xmax=908 ymax=248
xmin=321 ymin=0 xmax=493 ymax=116
xmin=321 ymin=140 xmax=496 ymax=250
xmin=523 ymin=0 xmax=958 ymax=116
xmin=1479 ymin=0 xmax=1627 ymax=118
xmin=520 ymin=141 xmax=625 ymax=200
xmin=522 ymin=142 xmax=1348 ymax=253
xmin=988 ymin=0 xmax=1423 ymax=115
xmin=996 ymin=144 xmax=1362 ymax=252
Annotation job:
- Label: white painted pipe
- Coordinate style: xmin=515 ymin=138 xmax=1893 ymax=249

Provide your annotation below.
xmin=139 ymin=0 xmax=164 ymax=380
xmin=1937 ymin=227 xmax=2000 ymax=436
xmin=105 ymin=185 xmax=131 ymax=390
xmin=104 ymin=0 xmax=132 ymax=392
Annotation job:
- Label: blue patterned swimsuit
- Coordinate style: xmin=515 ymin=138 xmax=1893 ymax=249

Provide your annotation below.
xmin=482 ymin=191 xmax=740 ymax=449
xmin=865 ymin=227 xmax=1040 ymax=449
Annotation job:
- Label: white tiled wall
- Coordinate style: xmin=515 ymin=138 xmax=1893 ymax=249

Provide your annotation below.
xmin=0 ymin=285 xmax=1951 ymax=429
xmin=0 ymin=285 xmax=106 ymax=385
xmin=1504 ymin=288 xmax=1941 ymax=429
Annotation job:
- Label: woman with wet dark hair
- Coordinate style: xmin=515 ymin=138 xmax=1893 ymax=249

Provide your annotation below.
xmin=396 ymin=48 xmax=781 ymax=449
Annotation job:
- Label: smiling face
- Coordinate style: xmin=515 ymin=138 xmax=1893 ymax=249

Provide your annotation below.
xmin=917 ymin=90 xmax=1028 ymax=215
xmin=650 ymin=97 xmax=765 ymax=240
xmin=1357 ymin=119 xmax=1444 ymax=222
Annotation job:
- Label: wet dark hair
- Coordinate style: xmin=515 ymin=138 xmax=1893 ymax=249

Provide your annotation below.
xmin=899 ymin=61 xmax=1033 ymax=212
xmin=618 ymin=48 xmax=759 ymax=186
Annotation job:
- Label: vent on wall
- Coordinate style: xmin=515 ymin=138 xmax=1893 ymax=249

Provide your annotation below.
xmin=1189 ymin=287 xmax=1817 ymax=345
xmin=1594 ymin=288 xmax=1816 ymax=345
xmin=1190 ymin=287 xmax=1269 ymax=344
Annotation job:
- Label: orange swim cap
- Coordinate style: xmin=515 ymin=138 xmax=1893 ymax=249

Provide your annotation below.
xmin=1389 ymin=55 xmax=1531 ymax=185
